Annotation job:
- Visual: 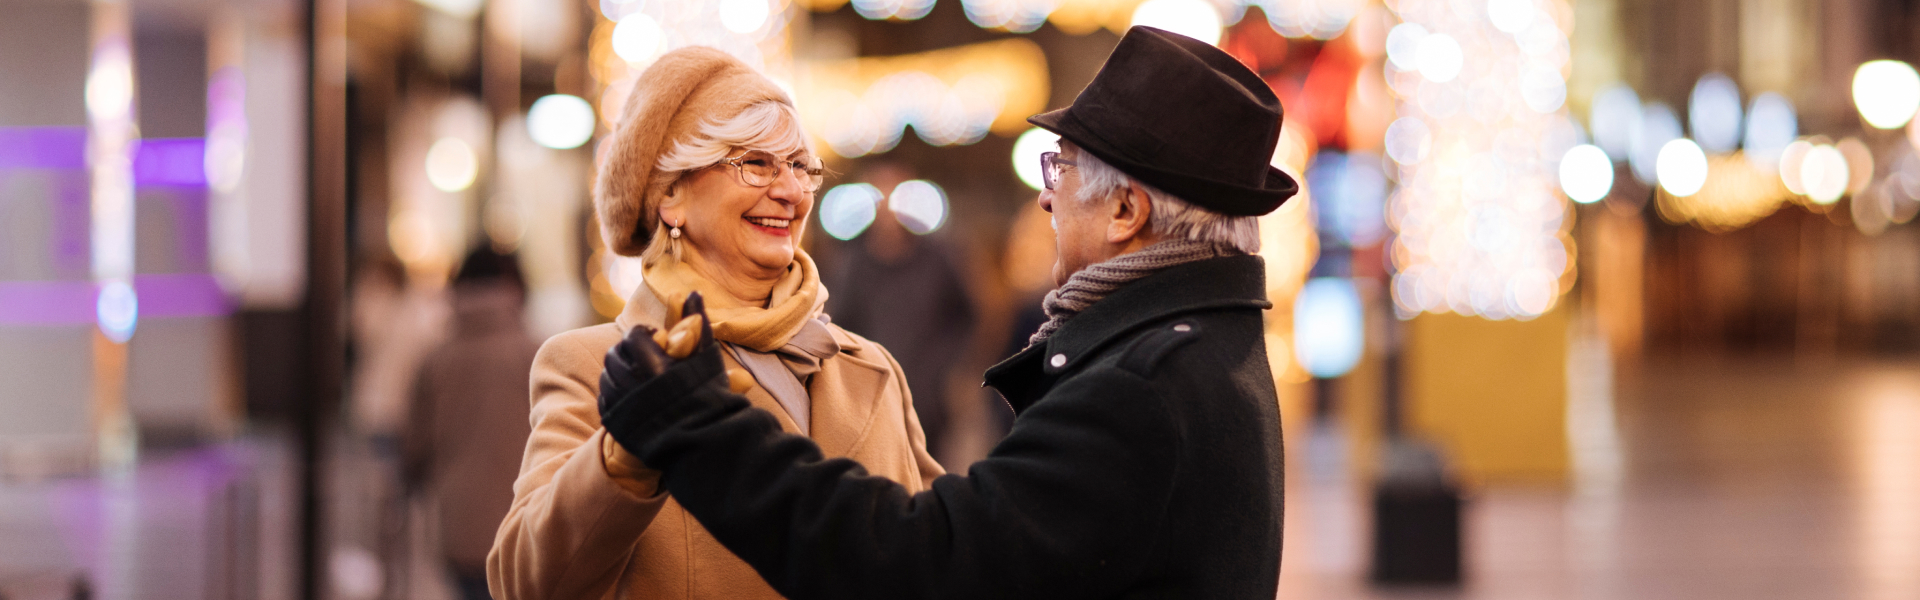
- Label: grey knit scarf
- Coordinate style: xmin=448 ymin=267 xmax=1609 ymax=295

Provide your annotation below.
xmin=1029 ymin=238 xmax=1239 ymax=345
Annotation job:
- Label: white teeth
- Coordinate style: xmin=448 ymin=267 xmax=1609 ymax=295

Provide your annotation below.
xmin=745 ymin=217 xmax=790 ymax=228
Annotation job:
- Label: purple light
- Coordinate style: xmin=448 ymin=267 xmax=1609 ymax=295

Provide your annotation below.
xmin=0 ymin=280 xmax=96 ymax=325
xmin=133 ymin=138 xmax=207 ymax=187
xmin=132 ymin=273 xmax=230 ymax=317
xmin=0 ymin=127 xmax=87 ymax=170
xmin=0 ymin=274 xmax=230 ymax=326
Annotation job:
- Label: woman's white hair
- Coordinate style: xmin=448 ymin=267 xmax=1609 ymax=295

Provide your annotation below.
xmin=1067 ymin=142 xmax=1261 ymax=254
xmin=656 ymin=99 xmax=812 ymax=172
xmin=642 ymin=100 xmax=814 ymax=258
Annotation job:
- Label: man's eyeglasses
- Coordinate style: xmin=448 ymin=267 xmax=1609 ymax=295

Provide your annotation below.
xmin=718 ymin=151 xmax=825 ymax=192
xmin=1039 ymin=151 xmax=1077 ymax=191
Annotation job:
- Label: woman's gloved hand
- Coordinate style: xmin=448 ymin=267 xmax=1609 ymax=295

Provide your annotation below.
xmin=598 ymin=292 xmax=729 ymax=457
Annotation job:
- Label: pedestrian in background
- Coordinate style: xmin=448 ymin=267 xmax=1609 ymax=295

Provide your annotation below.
xmin=405 ymin=246 xmax=540 ymax=600
xmin=824 ymin=163 xmax=977 ymax=462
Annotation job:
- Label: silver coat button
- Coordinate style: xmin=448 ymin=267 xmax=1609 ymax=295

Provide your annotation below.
xmin=1049 ymin=354 xmax=1067 ymax=368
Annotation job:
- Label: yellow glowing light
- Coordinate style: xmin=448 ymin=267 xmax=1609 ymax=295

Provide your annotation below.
xmin=425 ymin=137 xmax=479 ymax=192
xmin=1852 ymin=60 xmax=1920 ymax=130
xmin=1655 ymin=153 xmax=1792 ymax=232
xmin=798 ymin=39 xmax=1049 ymax=158
xmin=1802 ymin=144 xmax=1849 ymax=204
xmin=1779 ymin=139 xmax=1812 ymax=195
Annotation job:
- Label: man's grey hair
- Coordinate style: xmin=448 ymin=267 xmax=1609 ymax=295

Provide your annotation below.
xmin=1067 ymin=143 xmax=1261 ymax=254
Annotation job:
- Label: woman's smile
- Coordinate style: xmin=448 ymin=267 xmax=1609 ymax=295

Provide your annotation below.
xmin=743 ymin=215 xmax=793 ymax=236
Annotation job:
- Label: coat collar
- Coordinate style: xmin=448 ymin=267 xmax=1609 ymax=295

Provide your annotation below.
xmin=615 ymin=280 xmax=888 ymax=458
xmin=984 ymin=254 xmax=1271 ymax=412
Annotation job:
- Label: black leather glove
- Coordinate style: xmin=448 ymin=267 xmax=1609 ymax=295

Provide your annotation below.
xmin=599 ymin=292 xmax=726 ymax=456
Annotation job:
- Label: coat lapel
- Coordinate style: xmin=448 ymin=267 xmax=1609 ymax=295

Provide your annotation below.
xmin=805 ymin=326 xmax=891 ymax=458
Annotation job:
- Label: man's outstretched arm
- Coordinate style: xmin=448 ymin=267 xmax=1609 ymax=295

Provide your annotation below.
xmin=617 ymin=357 xmax=1182 ymax=600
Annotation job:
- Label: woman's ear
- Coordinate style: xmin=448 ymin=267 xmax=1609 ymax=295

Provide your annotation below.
xmin=658 ymin=182 xmax=687 ymax=228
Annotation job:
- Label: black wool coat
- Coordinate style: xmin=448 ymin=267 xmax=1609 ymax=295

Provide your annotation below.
xmin=624 ymin=254 xmax=1287 ymax=600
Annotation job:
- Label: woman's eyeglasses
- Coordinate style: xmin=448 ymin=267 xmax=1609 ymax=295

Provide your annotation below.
xmin=718 ymin=151 xmax=825 ymax=192
xmin=1040 ymin=151 xmax=1077 ymax=191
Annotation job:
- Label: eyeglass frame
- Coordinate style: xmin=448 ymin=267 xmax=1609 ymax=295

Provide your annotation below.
xmin=715 ymin=151 xmax=826 ymax=192
xmin=1039 ymin=151 xmax=1077 ymax=191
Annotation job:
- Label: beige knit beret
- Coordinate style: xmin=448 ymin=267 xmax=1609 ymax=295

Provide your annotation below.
xmin=595 ymin=46 xmax=793 ymax=256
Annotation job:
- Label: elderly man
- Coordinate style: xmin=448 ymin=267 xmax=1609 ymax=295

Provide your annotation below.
xmin=591 ymin=27 xmax=1296 ymax=599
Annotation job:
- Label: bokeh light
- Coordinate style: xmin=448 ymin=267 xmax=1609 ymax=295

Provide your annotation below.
xmin=1852 ymin=60 xmax=1920 ymax=129
xmin=1630 ymin=102 xmax=1681 ymax=184
xmin=1656 ymin=138 xmax=1709 ymax=197
xmin=1838 ymin=137 xmax=1875 ymax=196
xmin=1689 ymin=73 xmax=1743 ymax=153
xmin=1590 ymin=84 xmax=1641 ymax=161
xmin=1744 ymin=92 xmax=1798 ymax=170
xmin=1560 ymin=144 xmax=1614 ymax=204
xmin=96 ymin=280 xmax=138 ymax=344
xmin=1486 ymin=0 xmax=1537 ymax=34
xmin=1385 ymin=22 xmax=1426 ymax=71
xmin=526 ymin=95 xmax=595 ymax=150
xmin=1294 ymin=277 xmax=1364 ymax=379
xmin=889 ymin=179 xmax=948 ymax=234
xmin=425 ymin=137 xmax=478 ymax=192
xmin=719 ymin=0 xmax=770 ymax=34
xmin=1130 ymin=0 xmax=1223 ymax=46
xmin=1386 ymin=0 xmax=1574 ymax=321
xmin=1384 ymin=116 xmax=1431 ymax=165
xmin=1801 ymin=143 xmax=1849 ymax=204
xmin=1521 ymin=66 xmax=1567 ymax=113
xmin=1307 ymin=151 xmax=1389 ymax=246
xmin=820 ymin=183 xmax=883 ymax=240
xmin=611 ymin=13 xmax=666 ymax=64
xmin=1012 ymin=127 xmax=1059 ymax=191
xmin=85 ymin=50 xmax=135 ymax=122
xmin=1415 ymin=33 xmax=1462 ymax=83
xmin=853 ymin=0 xmax=937 ymax=21
xmin=1779 ymin=139 xmax=1812 ymax=195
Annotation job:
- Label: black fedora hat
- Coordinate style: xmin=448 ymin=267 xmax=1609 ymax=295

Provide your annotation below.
xmin=1029 ymin=26 xmax=1298 ymax=216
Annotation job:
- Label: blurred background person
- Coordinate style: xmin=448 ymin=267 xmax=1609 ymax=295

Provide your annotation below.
xmin=824 ymin=163 xmax=978 ymax=463
xmin=404 ymin=245 xmax=539 ymax=600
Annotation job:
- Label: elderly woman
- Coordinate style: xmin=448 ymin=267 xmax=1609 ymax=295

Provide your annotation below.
xmin=487 ymin=47 xmax=944 ymax=600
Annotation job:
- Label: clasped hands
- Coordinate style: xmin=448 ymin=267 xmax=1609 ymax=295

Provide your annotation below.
xmin=598 ymin=292 xmax=754 ymax=458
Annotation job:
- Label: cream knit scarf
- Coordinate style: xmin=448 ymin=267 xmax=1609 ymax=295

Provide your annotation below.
xmin=1029 ymin=238 xmax=1239 ymax=345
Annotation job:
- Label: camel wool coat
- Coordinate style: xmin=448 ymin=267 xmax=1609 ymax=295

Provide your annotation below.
xmin=488 ymin=284 xmax=945 ymax=600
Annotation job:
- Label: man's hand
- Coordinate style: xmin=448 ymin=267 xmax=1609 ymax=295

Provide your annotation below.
xmin=599 ymin=292 xmax=726 ymax=456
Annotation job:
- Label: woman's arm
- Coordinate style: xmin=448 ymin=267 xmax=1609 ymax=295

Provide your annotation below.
xmin=487 ymin=329 xmax=669 ymax=600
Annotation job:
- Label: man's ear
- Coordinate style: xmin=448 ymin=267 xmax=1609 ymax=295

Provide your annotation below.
xmin=1107 ymin=182 xmax=1152 ymax=244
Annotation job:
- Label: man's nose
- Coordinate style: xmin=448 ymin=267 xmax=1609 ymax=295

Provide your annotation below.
xmin=1038 ymin=189 xmax=1054 ymax=213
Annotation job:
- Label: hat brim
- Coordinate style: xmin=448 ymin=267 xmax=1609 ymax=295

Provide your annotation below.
xmin=1029 ymin=108 xmax=1298 ymax=217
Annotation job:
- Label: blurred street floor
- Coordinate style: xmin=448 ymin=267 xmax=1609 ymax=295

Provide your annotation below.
xmin=1278 ymin=354 xmax=1920 ymax=600
xmin=0 ymin=433 xmax=297 ymax=600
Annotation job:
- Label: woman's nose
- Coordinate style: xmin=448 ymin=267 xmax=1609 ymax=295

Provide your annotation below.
xmin=766 ymin=166 xmax=805 ymax=202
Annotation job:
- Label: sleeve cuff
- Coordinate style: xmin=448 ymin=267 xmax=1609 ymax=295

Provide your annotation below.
xmin=601 ymin=431 xmax=665 ymax=498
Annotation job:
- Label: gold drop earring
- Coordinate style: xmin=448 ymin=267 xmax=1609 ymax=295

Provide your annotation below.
xmin=668 ymin=222 xmax=683 ymax=259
